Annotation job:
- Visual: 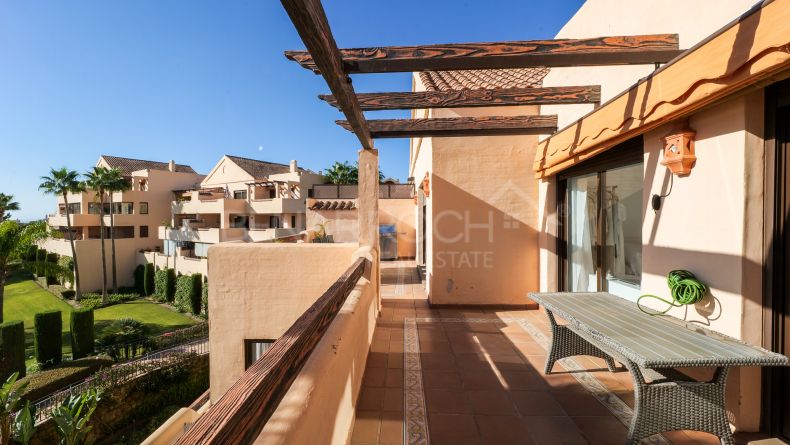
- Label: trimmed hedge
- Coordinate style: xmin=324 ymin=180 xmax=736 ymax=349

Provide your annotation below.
xmin=134 ymin=265 xmax=145 ymax=295
xmin=0 ymin=321 xmax=26 ymax=381
xmin=143 ymin=263 xmax=155 ymax=296
xmin=15 ymin=355 xmax=114 ymax=404
xmin=70 ymin=309 xmax=94 ymax=360
xmin=61 ymin=290 xmax=76 ymax=300
xmin=174 ymin=274 xmax=202 ymax=315
xmin=201 ymin=280 xmax=208 ymax=318
xmin=25 ymin=245 xmax=38 ymax=262
xmin=34 ymin=311 xmax=62 ymax=368
xmin=35 ymin=249 xmax=46 ymax=276
xmin=79 ymin=292 xmax=139 ymax=310
xmin=154 ymin=268 xmax=176 ymax=302
xmin=45 ymin=252 xmax=59 ymax=285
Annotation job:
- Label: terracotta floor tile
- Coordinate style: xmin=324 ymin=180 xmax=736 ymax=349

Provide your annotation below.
xmin=419 ymin=340 xmax=453 ymax=354
xmin=454 ymin=353 xmax=490 ymax=372
xmin=351 ymin=410 xmax=380 ymax=444
xmin=466 ymin=390 xmax=517 ymax=416
xmin=500 ymin=370 xmax=549 ymax=391
xmin=428 ymin=413 xmax=481 ymax=445
xmin=420 ymin=352 xmax=456 ymax=371
xmin=422 ymin=370 xmax=463 ymax=389
xmin=570 ymin=415 xmax=628 ymax=445
xmin=475 ymin=415 xmax=534 ymax=445
xmin=460 ymin=369 xmax=504 ymax=390
xmin=543 ymin=372 xmax=588 ymax=393
xmin=488 ymin=353 xmax=528 ymax=372
xmin=362 ymin=367 xmax=387 ymax=387
xmin=425 ymin=388 xmax=472 ymax=414
xmin=522 ymin=354 xmax=550 ymax=373
xmin=366 ymin=351 xmax=388 ymax=368
xmin=510 ymin=390 xmax=566 ymax=416
xmin=386 ymin=352 xmax=403 ymax=369
xmin=357 ymin=387 xmax=386 ymax=411
xmin=661 ymin=430 xmax=699 ymax=444
xmin=552 ymin=391 xmax=613 ymax=417
xmin=522 ymin=416 xmax=588 ymax=445
xmin=382 ymin=388 xmax=403 ymax=412
xmin=378 ymin=411 xmax=403 ymax=444
xmin=683 ymin=430 xmax=728 ymax=444
xmin=384 ymin=369 xmax=403 ymax=388
xmin=513 ymin=340 xmax=548 ymax=355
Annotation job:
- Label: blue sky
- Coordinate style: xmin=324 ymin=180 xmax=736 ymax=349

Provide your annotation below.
xmin=0 ymin=0 xmax=583 ymax=221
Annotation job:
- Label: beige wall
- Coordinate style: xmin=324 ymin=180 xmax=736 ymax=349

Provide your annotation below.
xmin=140 ymin=251 xmax=207 ymax=278
xmin=207 ymin=242 xmax=359 ymax=401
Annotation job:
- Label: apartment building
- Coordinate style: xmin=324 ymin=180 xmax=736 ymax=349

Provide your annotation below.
xmin=41 ymin=155 xmax=204 ymax=292
xmin=151 ymin=155 xmax=324 ymax=275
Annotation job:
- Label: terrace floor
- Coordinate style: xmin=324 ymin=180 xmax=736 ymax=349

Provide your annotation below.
xmin=351 ymin=261 xmax=771 ymax=445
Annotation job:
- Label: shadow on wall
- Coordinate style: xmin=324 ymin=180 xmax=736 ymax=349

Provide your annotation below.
xmin=429 ymin=174 xmax=539 ymax=306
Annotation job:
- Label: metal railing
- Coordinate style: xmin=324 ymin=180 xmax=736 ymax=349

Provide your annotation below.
xmin=97 ymin=323 xmax=208 ymax=362
xmin=310 ymin=183 xmax=413 ymax=199
xmin=32 ymin=339 xmax=209 ymax=425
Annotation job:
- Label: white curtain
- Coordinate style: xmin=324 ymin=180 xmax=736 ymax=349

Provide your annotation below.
xmin=570 ymin=186 xmax=596 ymax=291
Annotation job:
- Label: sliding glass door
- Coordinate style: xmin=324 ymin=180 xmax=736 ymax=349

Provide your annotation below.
xmin=559 ymin=139 xmax=643 ymax=300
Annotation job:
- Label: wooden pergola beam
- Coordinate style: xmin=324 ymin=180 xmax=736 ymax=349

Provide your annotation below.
xmin=285 ymin=34 xmax=681 ymax=74
xmin=280 ymin=0 xmax=373 ymax=149
xmin=337 ymin=115 xmax=558 ymax=138
xmin=319 ymin=85 xmax=601 ymax=111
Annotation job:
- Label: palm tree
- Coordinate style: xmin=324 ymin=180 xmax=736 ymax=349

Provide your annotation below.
xmin=39 ymin=168 xmax=85 ymax=299
xmin=0 ymin=221 xmax=22 ymax=323
xmin=323 ymin=161 xmax=358 ymax=184
xmin=84 ymin=166 xmax=111 ymax=303
xmin=0 ymin=194 xmax=20 ymax=222
xmin=104 ymin=168 xmax=130 ymax=293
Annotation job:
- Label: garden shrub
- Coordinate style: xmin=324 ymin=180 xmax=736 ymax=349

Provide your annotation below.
xmin=133 ymin=265 xmax=145 ymax=295
xmin=201 ymin=280 xmax=208 ymax=318
xmin=15 ymin=355 xmax=113 ymax=403
xmin=154 ymin=268 xmax=176 ymax=302
xmin=0 ymin=321 xmax=26 ymax=381
xmin=45 ymin=252 xmax=59 ymax=285
xmin=174 ymin=274 xmax=202 ymax=315
xmin=70 ymin=309 xmax=94 ymax=360
xmin=61 ymin=290 xmax=76 ymax=300
xmin=34 ymin=310 xmax=62 ymax=369
xmin=96 ymin=318 xmax=150 ymax=361
xmin=35 ymin=249 xmax=46 ymax=276
xmin=143 ymin=263 xmax=155 ymax=296
xmin=57 ymin=255 xmax=74 ymax=285
xmin=25 ymin=245 xmax=38 ymax=261
xmin=79 ymin=292 xmax=139 ymax=310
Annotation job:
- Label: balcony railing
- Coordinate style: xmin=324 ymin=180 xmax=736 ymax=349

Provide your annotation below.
xmin=174 ymin=256 xmax=367 ymax=444
xmin=310 ymin=183 xmax=413 ymax=199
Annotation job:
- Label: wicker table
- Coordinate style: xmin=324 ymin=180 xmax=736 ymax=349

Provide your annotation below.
xmin=528 ymin=292 xmax=788 ymax=445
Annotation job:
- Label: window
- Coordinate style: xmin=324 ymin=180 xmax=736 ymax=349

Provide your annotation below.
xmin=140 ymin=226 xmax=149 ymax=238
xmin=269 ymin=188 xmax=276 ymax=199
xmin=233 ymin=190 xmax=248 ymax=200
xmin=59 ymin=203 xmax=81 ymax=215
xmin=269 ymin=215 xmax=280 ymax=228
xmin=559 ymin=138 xmax=643 ymax=300
xmin=290 ymin=215 xmax=297 ymax=228
xmin=245 ymin=339 xmax=274 ymax=369
xmin=194 ymin=243 xmax=210 ymax=258
xmin=140 ymin=202 xmax=149 ymax=214
xmin=88 ymin=202 xmax=111 ymax=215
xmin=231 ymin=215 xmax=249 ymax=229
xmin=112 ymin=202 xmax=134 ymax=215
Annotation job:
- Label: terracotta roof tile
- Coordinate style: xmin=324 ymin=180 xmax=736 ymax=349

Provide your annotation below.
xmin=100 ymin=155 xmax=197 ymax=174
xmin=418 ymin=68 xmax=549 ymax=92
xmin=225 ymin=155 xmax=302 ymax=180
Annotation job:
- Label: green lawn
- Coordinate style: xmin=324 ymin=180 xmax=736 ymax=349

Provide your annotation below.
xmin=3 ymin=273 xmax=197 ymax=365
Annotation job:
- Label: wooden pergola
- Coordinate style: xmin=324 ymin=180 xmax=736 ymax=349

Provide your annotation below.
xmin=175 ymin=1 xmax=684 ymax=443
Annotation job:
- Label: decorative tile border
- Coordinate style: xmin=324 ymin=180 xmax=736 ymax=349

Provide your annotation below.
xmin=401 ymin=316 xmax=668 ymax=445
xmin=403 ymin=318 xmax=429 ymax=445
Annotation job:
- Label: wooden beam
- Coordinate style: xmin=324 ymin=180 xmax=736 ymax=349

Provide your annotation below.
xmin=320 ymin=85 xmax=600 ymax=111
xmin=174 ymin=258 xmax=367 ymax=445
xmin=280 ymin=0 xmax=373 ymax=149
xmin=337 ymin=115 xmax=558 ymax=138
xmin=285 ymin=34 xmax=681 ymax=74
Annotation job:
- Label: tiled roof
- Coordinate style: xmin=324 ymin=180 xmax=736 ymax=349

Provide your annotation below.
xmin=310 ymin=200 xmax=355 ymax=211
xmin=225 ymin=155 xmax=301 ymax=180
xmin=100 ymin=155 xmax=197 ymax=174
xmin=418 ymin=68 xmax=549 ymax=91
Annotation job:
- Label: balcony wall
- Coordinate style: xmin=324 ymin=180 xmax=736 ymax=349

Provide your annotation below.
xmin=47 ymin=213 xmax=99 ymax=228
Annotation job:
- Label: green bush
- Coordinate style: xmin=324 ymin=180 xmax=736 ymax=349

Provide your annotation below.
xmin=45 ymin=252 xmax=59 ymax=285
xmin=34 ymin=310 xmax=62 ymax=368
xmin=25 ymin=245 xmax=38 ymax=262
xmin=35 ymin=249 xmax=47 ymax=276
xmin=133 ymin=265 xmax=145 ymax=295
xmin=154 ymin=268 xmax=176 ymax=302
xmin=79 ymin=292 xmax=139 ymax=310
xmin=143 ymin=263 xmax=155 ymax=296
xmin=174 ymin=274 xmax=202 ymax=315
xmin=97 ymin=318 xmax=149 ymax=361
xmin=0 ymin=321 xmax=26 ymax=381
xmin=70 ymin=309 xmax=95 ymax=360
xmin=61 ymin=290 xmax=76 ymax=300
xmin=57 ymin=255 xmax=74 ymax=285
xmin=15 ymin=355 xmax=114 ymax=403
xmin=201 ymin=280 xmax=208 ymax=318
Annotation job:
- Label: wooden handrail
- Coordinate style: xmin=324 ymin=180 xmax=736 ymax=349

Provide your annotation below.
xmin=175 ymin=257 xmax=368 ymax=444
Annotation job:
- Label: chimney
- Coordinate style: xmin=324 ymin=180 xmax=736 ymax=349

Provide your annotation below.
xmin=289 ymin=160 xmax=298 ymax=173
xmin=168 ymin=160 xmax=176 ymax=172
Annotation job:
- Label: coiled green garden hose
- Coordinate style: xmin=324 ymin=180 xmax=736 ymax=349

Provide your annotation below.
xmin=636 ymin=270 xmax=707 ymax=315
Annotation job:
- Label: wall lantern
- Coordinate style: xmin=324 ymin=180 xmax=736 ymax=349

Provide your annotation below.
xmin=661 ymin=120 xmax=696 ymax=176
xmin=422 ymin=173 xmax=430 ymax=198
